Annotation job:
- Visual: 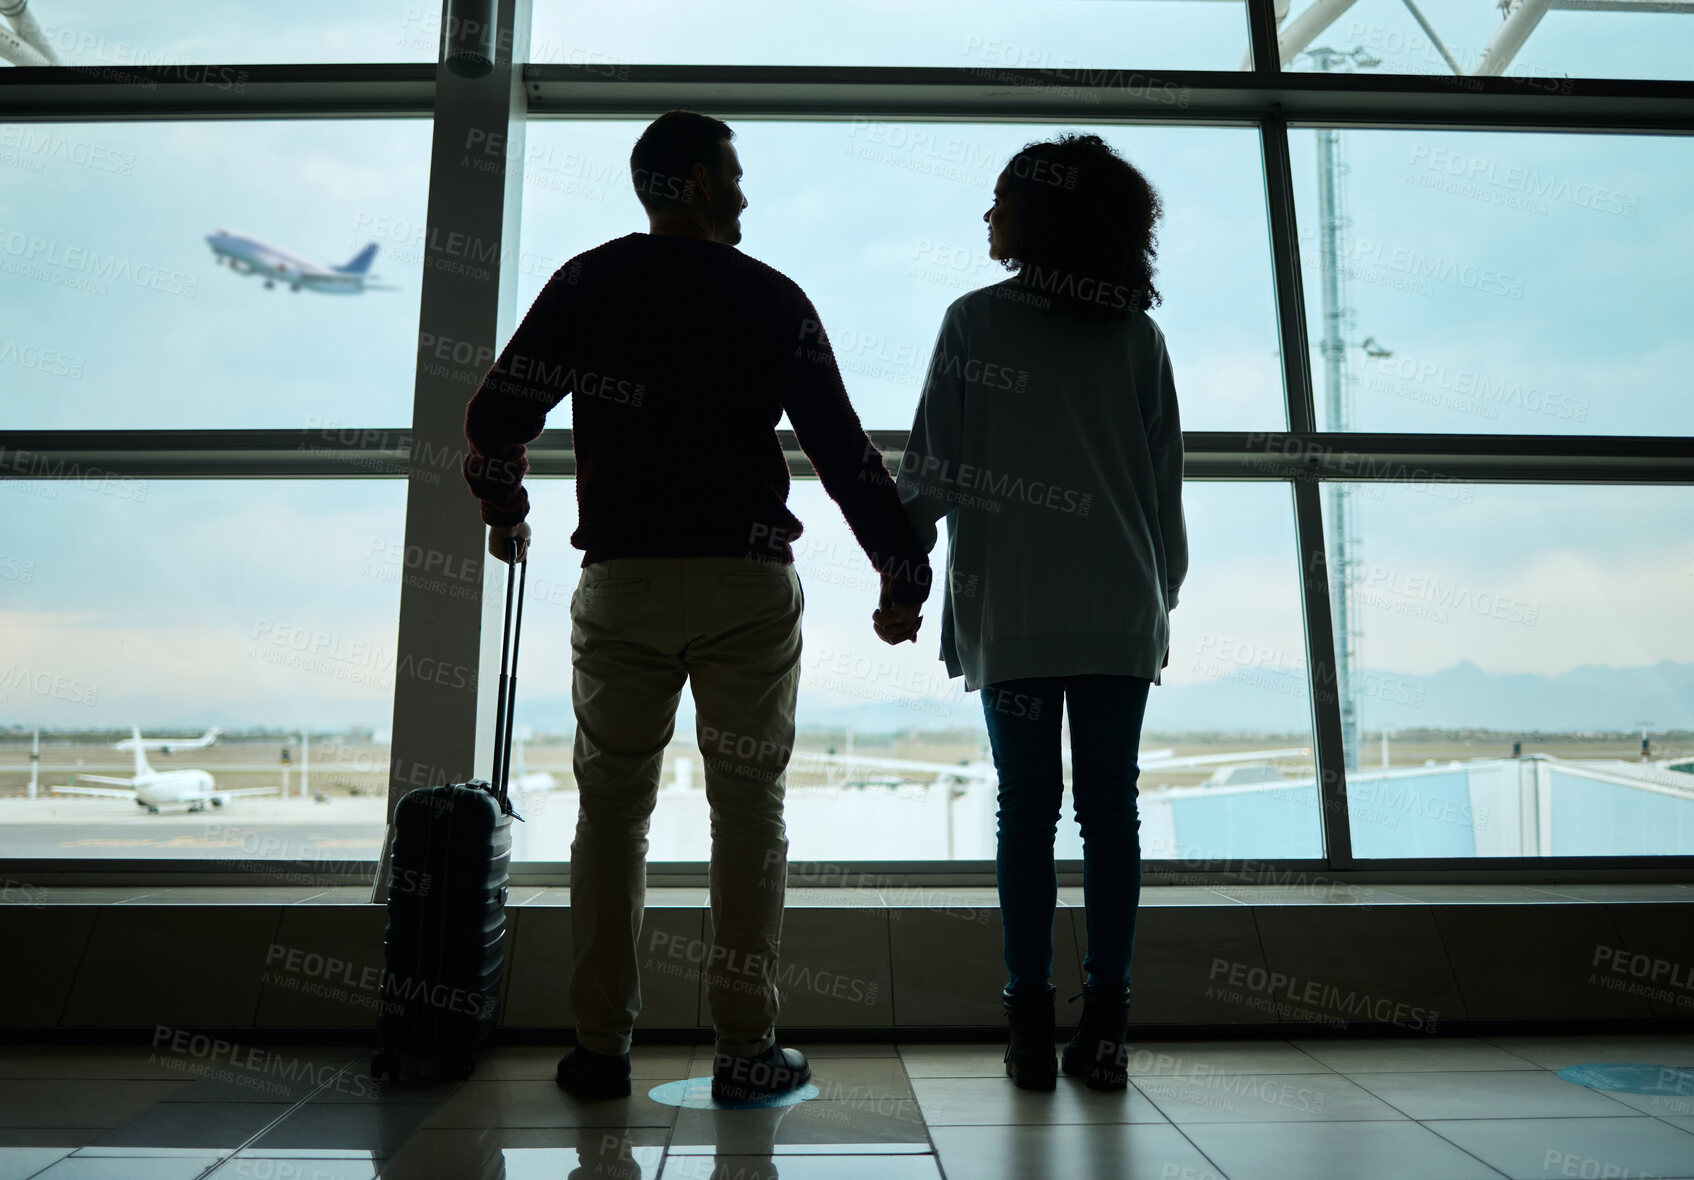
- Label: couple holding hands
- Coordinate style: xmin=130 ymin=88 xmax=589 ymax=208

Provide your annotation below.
xmin=462 ymin=109 xmax=1186 ymax=1101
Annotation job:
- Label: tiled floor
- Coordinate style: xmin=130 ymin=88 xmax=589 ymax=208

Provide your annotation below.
xmin=1 ymin=1034 xmax=1692 ymax=1178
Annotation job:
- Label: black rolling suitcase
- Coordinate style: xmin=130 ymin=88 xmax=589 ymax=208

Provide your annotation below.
xmin=374 ymin=544 xmax=527 ymax=1085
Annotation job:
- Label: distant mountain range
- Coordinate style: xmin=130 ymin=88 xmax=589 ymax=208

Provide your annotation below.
xmin=1147 ymin=658 xmax=1694 ymax=734
xmin=35 ymin=659 xmax=1691 ymax=739
xmin=506 ymin=658 xmax=1694 ymax=737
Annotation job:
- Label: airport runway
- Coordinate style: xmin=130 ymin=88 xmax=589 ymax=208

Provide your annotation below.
xmin=0 ymin=822 xmax=384 ymax=860
xmin=0 ymin=796 xmax=386 ymax=860
xmin=0 ymin=779 xmax=987 ymax=861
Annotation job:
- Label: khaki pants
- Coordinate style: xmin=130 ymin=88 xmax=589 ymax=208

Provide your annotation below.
xmin=567 ymin=556 xmax=803 ymax=1057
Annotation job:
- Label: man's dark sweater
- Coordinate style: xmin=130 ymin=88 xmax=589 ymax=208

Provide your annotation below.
xmin=462 ymin=232 xmax=931 ymax=605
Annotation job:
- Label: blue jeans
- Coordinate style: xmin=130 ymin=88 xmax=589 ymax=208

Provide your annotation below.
xmin=980 ymin=674 xmax=1152 ymax=998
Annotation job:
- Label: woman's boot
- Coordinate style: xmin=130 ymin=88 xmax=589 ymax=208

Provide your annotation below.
xmin=1002 ymin=986 xmax=1057 ymax=1090
xmin=1061 ymin=985 xmax=1130 ymax=1090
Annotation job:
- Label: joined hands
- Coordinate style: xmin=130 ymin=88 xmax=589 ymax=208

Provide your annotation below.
xmin=873 ymin=570 xmax=922 ymax=645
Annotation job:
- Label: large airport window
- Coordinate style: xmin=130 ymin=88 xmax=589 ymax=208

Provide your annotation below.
xmin=504 ymin=478 xmax=1318 ymax=863
xmin=1276 ymin=0 xmax=1694 ymax=81
xmin=516 ymin=120 xmax=1286 ymax=433
xmin=0 ymin=479 xmax=403 ymax=861
xmin=0 ymin=2 xmax=441 ymax=68
xmin=1290 ymin=128 xmax=1693 ymax=436
xmin=1325 ymin=482 xmax=1694 ymax=858
xmin=529 ymin=1 xmax=1251 ymax=71
xmin=0 ymin=119 xmax=432 ymax=429
xmin=8 ymin=7 xmax=1687 ymax=879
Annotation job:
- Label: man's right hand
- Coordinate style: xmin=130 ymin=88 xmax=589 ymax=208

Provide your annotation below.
xmin=488 ymin=521 xmax=531 ymax=564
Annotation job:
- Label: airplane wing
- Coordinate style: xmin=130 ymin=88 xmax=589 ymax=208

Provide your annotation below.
xmin=39 ymin=765 xmax=274 ymax=773
xmin=806 ymin=747 xmax=1309 ymax=778
xmin=358 ymin=283 xmax=403 ymax=292
xmin=51 ymin=785 xmax=136 ymax=799
xmin=65 ymin=774 xmax=138 ymax=786
xmin=218 ymin=786 xmax=281 ymax=798
xmin=804 ymin=752 xmax=988 ymax=777
xmin=1143 ymin=748 xmax=1310 ymax=769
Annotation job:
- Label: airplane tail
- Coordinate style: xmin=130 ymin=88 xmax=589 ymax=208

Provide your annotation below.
xmin=332 ymin=243 xmax=379 ymax=275
xmin=130 ymin=725 xmax=153 ymax=779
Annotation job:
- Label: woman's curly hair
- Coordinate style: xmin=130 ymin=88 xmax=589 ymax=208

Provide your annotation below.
xmin=995 ymin=133 xmax=1164 ymax=320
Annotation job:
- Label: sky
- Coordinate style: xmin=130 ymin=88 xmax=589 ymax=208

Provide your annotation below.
xmin=1 ymin=3 xmax=1692 ymax=744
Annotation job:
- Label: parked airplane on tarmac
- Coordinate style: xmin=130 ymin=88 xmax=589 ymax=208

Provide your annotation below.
xmin=51 ymin=726 xmax=277 ymax=814
xmin=204 ymin=231 xmax=396 ymax=294
xmin=811 ymin=744 xmax=1310 ymax=792
xmin=115 ymin=727 xmax=222 ymax=755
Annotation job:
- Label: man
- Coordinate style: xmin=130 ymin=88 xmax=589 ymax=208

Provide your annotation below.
xmin=461 ymin=110 xmax=930 ymax=1102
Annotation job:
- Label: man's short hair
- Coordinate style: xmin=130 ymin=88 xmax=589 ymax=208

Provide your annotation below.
xmin=629 ymin=110 xmax=734 ymax=212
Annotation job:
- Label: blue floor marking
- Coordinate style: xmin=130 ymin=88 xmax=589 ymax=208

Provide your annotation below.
xmin=648 ymin=1076 xmax=821 ymax=1110
xmin=1557 ymin=1063 xmax=1694 ymax=1094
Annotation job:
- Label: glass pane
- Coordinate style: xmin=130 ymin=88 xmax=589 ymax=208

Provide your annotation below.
xmin=0 ymin=480 xmax=401 ymax=860
xmin=1292 ymin=128 xmax=1692 ymax=435
xmin=1278 ymin=0 xmax=1694 ymax=82
xmin=0 ymin=120 xmax=431 ymax=429
xmin=517 ymin=120 xmax=1285 ymax=431
xmin=508 ymin=478 xmax=973 ymax=862
xmin=508 ymin=479 xmax=1319 ymax=863
xmin=12 ymin=2 xmax=439 ymax=66
xmin=532 ymin=1 xmax=1250 ymax=70
xmin=1329 ymin=483 xmax=1694 ymax=858
xmin=1138 ymin=482 xmax=1320 ymax=862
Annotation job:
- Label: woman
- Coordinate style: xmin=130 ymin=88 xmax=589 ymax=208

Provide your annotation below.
xmin=880 ymin=133 xmax=1187 ymax=1091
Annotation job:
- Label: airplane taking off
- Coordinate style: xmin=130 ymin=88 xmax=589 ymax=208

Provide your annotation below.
xmin=204 ymin=231 xmax=397 ymax=294
xmin=51 ymin=726 xmax=277 ymax=814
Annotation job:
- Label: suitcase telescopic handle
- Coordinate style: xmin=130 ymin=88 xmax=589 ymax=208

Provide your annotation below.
xmin=489 ymin=537 xmax=527 ymax=807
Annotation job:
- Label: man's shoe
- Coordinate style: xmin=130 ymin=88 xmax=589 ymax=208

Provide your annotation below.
xmin=1003 ymin=986 xmax=1058 ymax=1091
xmin=555 ymin=1045 xmax=632 ymax=1099
xmin=711 ymin=1044 xmax=812 ymax=1103
xmin=1061 ymin=985 xmax=1131 ymax=1091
